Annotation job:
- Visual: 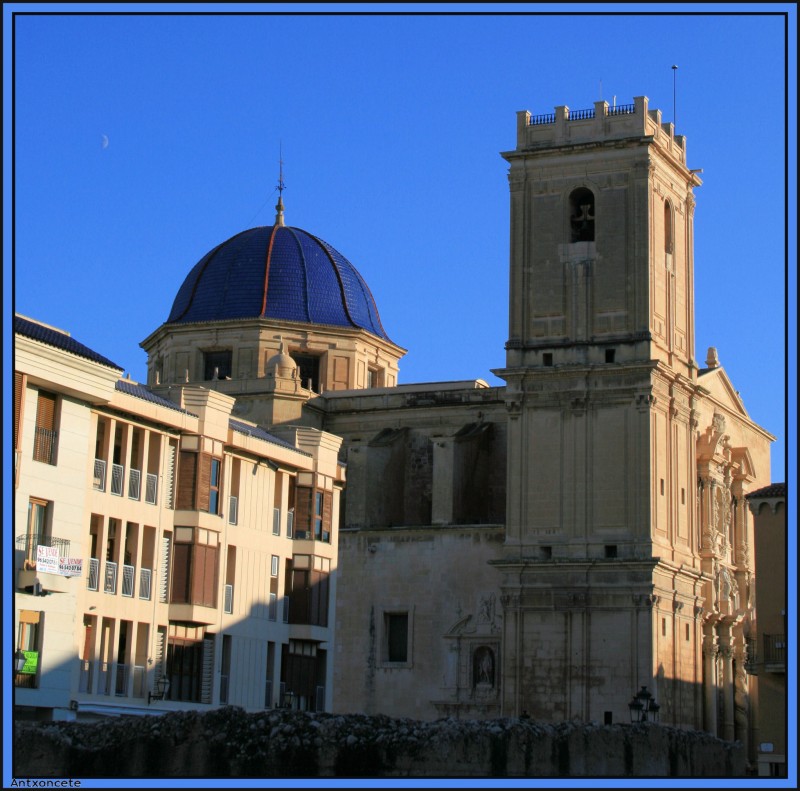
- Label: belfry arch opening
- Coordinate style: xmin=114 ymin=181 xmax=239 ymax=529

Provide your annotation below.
xmin=569 ymin=188 xmax=595 ymax=242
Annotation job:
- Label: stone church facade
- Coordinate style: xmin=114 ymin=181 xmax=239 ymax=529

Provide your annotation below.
xmin=136 ymin=96 xmax=772 ymax=751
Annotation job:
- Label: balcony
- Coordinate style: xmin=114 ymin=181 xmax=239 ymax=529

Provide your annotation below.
xmin=86 ymin=661 xmax=146 ymax=697
xmin=15 ymin=533 xmax=73 ymax=592
xmin=110 ymin=463 xmax=124 ymax=496
xmin=94 ymin=459 xmax=106 ymax=491
xmin=33 ymin=427 xmax=58 ymax=465
xmin=128 ymin=468 xmax=141 ymax=501
xmin=168 ymin=601 xmax=218 ymax=625
xmin=145 ymin=473 xmax=158 ymax=505
xmin=121 ymin=564 xmax=135 ymax=597
xmin=763 ymin=634 xmax=786 ymax=672
xmin=139 ymin=567 xmax=152 ymax=600
xmin=87 ymin=558 xmax=100 ymax=591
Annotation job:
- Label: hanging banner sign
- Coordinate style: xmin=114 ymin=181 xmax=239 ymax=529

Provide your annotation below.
xmin=35 ymin=546 xmax=84 ymax=577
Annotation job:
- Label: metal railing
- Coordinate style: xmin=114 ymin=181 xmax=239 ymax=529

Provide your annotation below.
xmin=104 ymin=561 xmax=118 ymax=594
xmin=121 ymin=564 xmax=135 ymax=597
xmin=264 ymin=679 xmax=273 ymax=709
xmin=273 ymin=507 xmax=281 ymax=536
xmin=282 ymin=596 xmax=290 ymax=624
xmin=763 ymin=634 xmax=786 ymax=666
xmin=132 ymin=665 xmax=146 ymax=698
xmin=286 ymin=510 xmax=294 ymax=538
xmin=16 ymin=532 xmax=71 ymax=567
xmin=87 ymin=558 xmax=100 ymax=591
xmin=224 ymin=583 xmax=234 ymax=614
xmin=139 ymin=567 xmax=152 ymax=600
xmin=79 ymin=659 xmax=94 ymax=693
xmin=145 ymin=473 xmax=158 ymax=505
xmin=220 ymin=674 xmax=229 ymax=704
xmin=110 ymin=463 xmax=124 ymax=496
xmin=33 ymin=427 xmax=58 ymax=464
xmin=228 ymin=495 xmax=238 ymax=525
xmin=128 ymin=468 xmax=141 ymax=500
xmin=94 ymin=459 xmax=107 ymax=491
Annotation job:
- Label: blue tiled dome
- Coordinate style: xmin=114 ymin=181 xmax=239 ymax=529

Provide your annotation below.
xmin=167 ymin=225 xmax=391 ymax=341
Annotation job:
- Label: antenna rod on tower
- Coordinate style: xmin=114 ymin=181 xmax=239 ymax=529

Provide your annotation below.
xmin=672 ymin=65 xmax=678 ymax=129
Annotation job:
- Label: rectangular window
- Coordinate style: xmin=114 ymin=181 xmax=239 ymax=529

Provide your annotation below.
xmin=33 ymin=390 xmax=58 ymax=464
xmin=271 ymin=555 xmax=279 ymax=577
xmin=22 ymin=498 xmax=50 ymax=569
xmin=542 ymin=353 xmax=553 ymax=367
xmin=177 ymin=450 xmax=222 ymax=514
xmin=203 ymin=350 xmax=232 ymax=381
xmin=15 ymin=612 xmax=41 ymax=689
xmin=385 ymin=612 xmax=409 ymax=663
xmin=286 ymin=555 xmax=330 ymax=627
xmin=170 ymin=528 xmax=219 ymax=608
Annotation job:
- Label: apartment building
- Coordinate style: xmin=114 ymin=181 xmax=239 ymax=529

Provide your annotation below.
xmin=13 ymin=314 xmax=343 ymax=721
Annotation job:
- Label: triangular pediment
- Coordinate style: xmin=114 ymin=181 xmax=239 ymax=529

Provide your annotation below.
xmin=697 ymin=367 xmax=750 ymax=419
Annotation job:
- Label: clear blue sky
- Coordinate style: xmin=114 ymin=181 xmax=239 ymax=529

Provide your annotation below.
xmin=5 ymin=4 xmax=795 ymax=485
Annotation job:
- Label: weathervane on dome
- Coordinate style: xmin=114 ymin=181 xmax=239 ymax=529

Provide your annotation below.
xmin=275 ymin=144 xmax=286 ymax=227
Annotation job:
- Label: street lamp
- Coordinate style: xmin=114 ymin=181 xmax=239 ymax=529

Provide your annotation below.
xmin=148 ymin=675 xmax=170 ymax=704
xmin=628 ymin=685 xmax=660 ymax=723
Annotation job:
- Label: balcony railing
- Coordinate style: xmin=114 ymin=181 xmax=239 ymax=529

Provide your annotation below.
xmin=110 ymin=463 xmax=124 ymax=496
xmin=87 ymin=558 xmax=100 ymax=591
xmin=220 ymin=674 xmax=229 ymax=704
xmin=94 ymin=459 xmax=107 ymax=491
xmin=104 ymin=561 xmax=118 ymax=594
xmin=228 ymin=495 xmax=238 ymax=525
xmin=128 ymin=468 xmax=141 ymax=500
xmin=16 ymin=532 xmax=72 ymax=568
xmin=224 ymin=583 xmax=233 ymax=614
xmin=94 ymin=662 xmax=138 ymax=697
xmin=264 ymin=679 xmax=273 ymax=709
xmin=145 ymin=473 xmax=158 ymax=505
xmin=33 ymin=427 xmax=58 ymax=465
xmin=273 ymin=507 xmax=281 ymax=536
xmin=282 ymin=596 xmax=290 ymax=624
xmin=79 ymin=659 xmax=94 ymax=693
xmin=121 ymin=564 xmax=135 ymax=597
xmin=286 ymin=510 xmax=294 ymax=538
xmin=139 ymin=567 xmax=152 ymax=600
xmin=763 ymin=634 xmax=786 ymax=668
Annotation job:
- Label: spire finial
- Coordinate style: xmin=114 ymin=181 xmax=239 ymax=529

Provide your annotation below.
xmin=275 ymin=143 xmax=285 ymax=227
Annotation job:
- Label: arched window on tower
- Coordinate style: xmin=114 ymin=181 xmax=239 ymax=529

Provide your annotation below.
xmin=569 ymin=188 xmax=595 ymax=242
xmin=664 ymin=200 xmax=674 ymax=255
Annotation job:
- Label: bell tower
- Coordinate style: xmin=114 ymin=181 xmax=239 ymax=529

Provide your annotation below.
xmin=494 ymin=96 xmax=709 ymax=727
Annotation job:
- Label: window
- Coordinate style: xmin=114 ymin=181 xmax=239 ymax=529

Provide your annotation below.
xmin=271 ymin=555 xmax=279 ymax=577
xmin=605 ymin=349 xmax=616 ymax=363
xmin=569 ymin=188 xmax=595 ymax=242
xmin=15 ymin=612 xmax=41 ymax=689
xmin=22 ymin=498 xmax=49 ymax=569
xmin=664 ymin=200 xmax=674 ymax=254
xmin=294 ymin=486 xmax=332 ymax=542
xmin=209 ymin=459 xmax=221 ymax=515
xmin=604 ymin=545 xmax=618 ymax=559
xmin=166 ymin=626 xmax=213 ymax=703
xmin=286 ymin=555 xmax=330 ymax=627
xmin=203 ymin=350 xmax=232 ymax=381
xmin=177 ymin=450 xmax=223 ymax=514
xmin=384 ymin=612 xmax=409 ymax=663
xmin=291 ymin=353 xmax=321 ymax=393
xmin=170 ymin=527 xmax=219 ymax=608
xmin=33 ymin=390 xmax=58 ymax=464
xmin=542 ymin=353 xmax=553 ymax=367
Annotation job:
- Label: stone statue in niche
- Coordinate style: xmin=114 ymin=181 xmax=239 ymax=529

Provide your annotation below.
xmin=473 ymin=646 xmax=495 ymax=689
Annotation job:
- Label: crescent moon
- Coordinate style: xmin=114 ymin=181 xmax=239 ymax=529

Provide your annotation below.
xmin=102 ymin=135 xmax=109 ymax=149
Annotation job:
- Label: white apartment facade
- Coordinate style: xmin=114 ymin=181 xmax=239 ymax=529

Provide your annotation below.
xmin=13 ymin=314 xmax=343 ymax=721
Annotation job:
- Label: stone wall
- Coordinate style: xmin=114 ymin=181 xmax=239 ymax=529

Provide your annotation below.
xmin=14 ymin=708 xmax=745 ymax=778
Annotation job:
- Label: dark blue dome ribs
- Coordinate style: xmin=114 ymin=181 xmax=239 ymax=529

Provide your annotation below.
xmin=165 ymin=223 xmax=392 ymax=343
xmin=168 ymin=227 xmax=273 ymax=323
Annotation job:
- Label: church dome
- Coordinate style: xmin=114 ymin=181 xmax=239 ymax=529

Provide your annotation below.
xmin=167 ymin=224 xmax=391 ymax=341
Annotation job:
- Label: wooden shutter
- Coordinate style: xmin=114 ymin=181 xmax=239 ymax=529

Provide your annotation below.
xmin=196 ymin=453 xmax=212 ymax=513
xmin=171 ymin=543 xmax=192 ymax=603
xmin=14 ymin=372 xmax=25 ymax=451
xmin=192 ymin=543 xmax=218 ymax=607
xmin=33 ymin=391 xmax=56 ymax=462
xmin=322 ymin=491 xmax=333 ymax=533
xmin=295 ymin=486 xmax=313 ymax=536
xmin=176 ymin=451 xmax=198 ymax=510
xmin=35 ymin=391 xmax=56 ymax=431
